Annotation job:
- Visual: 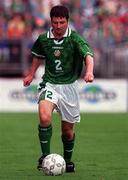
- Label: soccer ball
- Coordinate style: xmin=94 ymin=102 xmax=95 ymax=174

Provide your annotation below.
xmin=42 ymin=153 xmax=66 ymax=176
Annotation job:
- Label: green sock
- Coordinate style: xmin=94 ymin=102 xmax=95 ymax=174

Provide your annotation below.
xmin=62 ymin=134 xmax=75 ymax=163
xmin=38 ymin=124 xmax=52 ymax=157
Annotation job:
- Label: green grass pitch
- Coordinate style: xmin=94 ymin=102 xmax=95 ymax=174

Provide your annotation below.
xmin=0 ymin=112 xmax=128 ymax=180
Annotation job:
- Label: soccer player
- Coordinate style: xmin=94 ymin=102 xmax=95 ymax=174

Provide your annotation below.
xmin=23 ymin=5 xmax=94 ymax=172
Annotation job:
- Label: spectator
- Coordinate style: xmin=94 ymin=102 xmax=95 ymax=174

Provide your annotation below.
xmin=7 ymin=13 xmax=25 ymax=39
xmin=0 ymin=14 xmax=7 ymax=39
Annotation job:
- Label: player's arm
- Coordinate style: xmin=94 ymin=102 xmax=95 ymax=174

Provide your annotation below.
xmin=84 ymin=55 xmax=94 ymax=83
xmin=23 ymin=57 xmax=42 ymax=87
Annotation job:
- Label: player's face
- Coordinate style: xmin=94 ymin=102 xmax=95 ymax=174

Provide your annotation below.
xmin=51 ymin=17 xmax=68 ymax=38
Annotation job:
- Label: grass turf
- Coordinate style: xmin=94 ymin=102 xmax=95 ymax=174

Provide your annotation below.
xmin=0 ymin=112 xmax=128 ymax=180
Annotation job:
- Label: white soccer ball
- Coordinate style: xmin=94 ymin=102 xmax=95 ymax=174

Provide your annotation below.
xmin=42 ymin=153 xmax=66 ymax=176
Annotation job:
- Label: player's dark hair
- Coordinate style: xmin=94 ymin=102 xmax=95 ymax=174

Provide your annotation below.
xmin=50 ymin=5 xmax=69 ymax=20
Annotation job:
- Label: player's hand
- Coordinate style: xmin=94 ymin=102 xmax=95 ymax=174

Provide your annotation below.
xmin=23 ymin=74 xmax=34 ymax=87
xmin=84 ymin=72 xmax=94 ymax=83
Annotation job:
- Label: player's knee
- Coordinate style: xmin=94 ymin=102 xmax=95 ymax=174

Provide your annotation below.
xmin=62 ymin=123 xmax=74 ymax=140
xmin=62 ymin=130 xmax=74 ymax=140
xmin=39 ymin=112 xmax=51 ymax=127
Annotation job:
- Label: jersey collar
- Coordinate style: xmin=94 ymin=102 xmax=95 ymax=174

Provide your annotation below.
xmin=47 ymin=27 xmax=71 ymax=39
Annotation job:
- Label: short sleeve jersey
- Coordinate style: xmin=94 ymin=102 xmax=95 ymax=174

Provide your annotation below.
xmin=31 ymin=27 xmax=93 ymax=85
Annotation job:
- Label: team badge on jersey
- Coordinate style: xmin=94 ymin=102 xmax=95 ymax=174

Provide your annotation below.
xmin=54 ymin=50 xmax=61 ymax=57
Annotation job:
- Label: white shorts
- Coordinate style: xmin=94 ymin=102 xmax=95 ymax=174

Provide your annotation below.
xmin=38 ymin=81 xmax=80 ymax=123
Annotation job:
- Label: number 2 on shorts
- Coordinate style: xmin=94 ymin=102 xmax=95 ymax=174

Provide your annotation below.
xmin=46 ymin=90 xmax=53 ymax=99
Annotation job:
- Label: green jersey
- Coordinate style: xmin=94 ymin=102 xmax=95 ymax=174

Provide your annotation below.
xmin=31 ymin=27 xmax=93 ymax=85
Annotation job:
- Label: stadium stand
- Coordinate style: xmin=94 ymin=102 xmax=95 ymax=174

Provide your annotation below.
xmin=0 ymin=0 xmax=128 ymax=78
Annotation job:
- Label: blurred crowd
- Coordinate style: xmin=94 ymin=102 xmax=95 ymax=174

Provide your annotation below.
xmin=0 ymin=0 xmax=128 ymax=48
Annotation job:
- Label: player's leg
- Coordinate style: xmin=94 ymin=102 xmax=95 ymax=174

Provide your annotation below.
xmin=37 ymin=100 xmax=56 ymax=170
xmin=37 ymin=84 xmax=58 ymax=170
xmin=58 ymin=82 xmax=80 ymax=172
xmin=61 ymin=121 xmax=76 ymax=172
xmin=61 ymin=121 xmax=75 ymax=162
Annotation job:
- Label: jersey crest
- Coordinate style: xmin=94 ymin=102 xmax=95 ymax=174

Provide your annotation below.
xmin=54 ymin=49 xmax=61 ymax=58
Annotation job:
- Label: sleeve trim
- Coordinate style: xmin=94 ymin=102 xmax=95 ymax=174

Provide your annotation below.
xmin=84 ymin=52 xmax=94 ymax=58
xmin=32 ymin=51 xmax=45 ymax=58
